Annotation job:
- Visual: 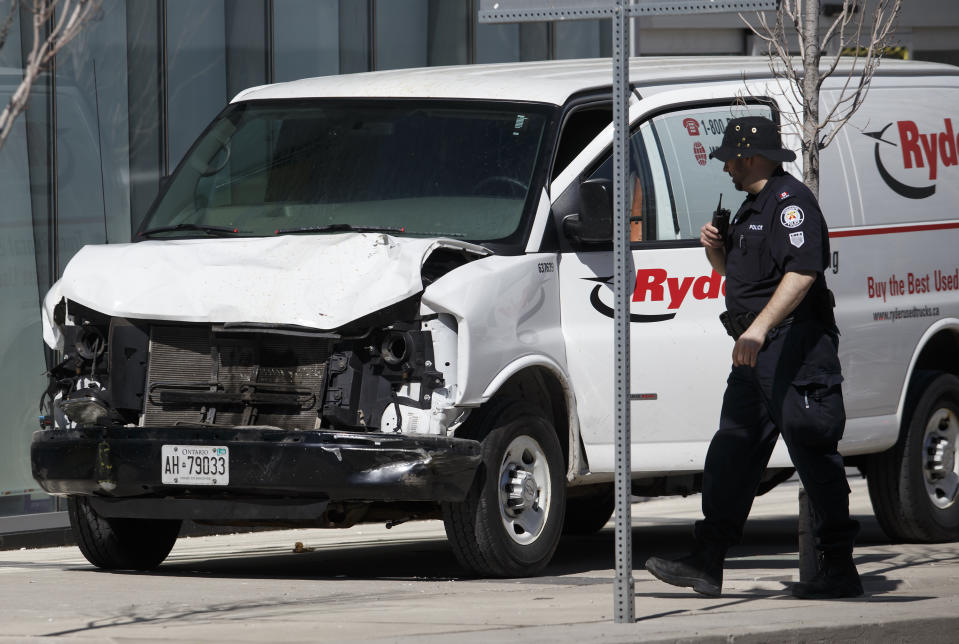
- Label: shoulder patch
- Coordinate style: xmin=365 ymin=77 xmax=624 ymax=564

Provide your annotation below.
xmin=789 ymin=231 xmax=805 ymax=248
xmin=777 ymin=190 xmax=791 ymax=202
xmin=780 ymin=205 xmax=804 ymax=228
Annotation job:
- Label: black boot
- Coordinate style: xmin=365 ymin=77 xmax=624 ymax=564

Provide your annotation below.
xmin=645 ymin=547 xmax=724 ymax=597
xmin=791 ymin=551 xmax=863 ymax=599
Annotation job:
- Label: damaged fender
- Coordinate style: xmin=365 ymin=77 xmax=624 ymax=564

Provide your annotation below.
xmin=420 ymin=253 xmax=587 ymax=479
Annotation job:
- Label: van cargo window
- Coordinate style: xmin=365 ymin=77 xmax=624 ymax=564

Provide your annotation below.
xmin=646 ymin=103 xmax=774 ymax=240
xmin=588 ymin=102 xmax=774 ymax=242
xmin=141 ymin=100 xmax=552 ymax=244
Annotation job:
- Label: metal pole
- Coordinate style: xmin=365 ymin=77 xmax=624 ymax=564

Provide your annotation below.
xmin=611 ymin=0 xmax=634 ymax=624
xmin=477 ymin=0 xmax=774 ymax=626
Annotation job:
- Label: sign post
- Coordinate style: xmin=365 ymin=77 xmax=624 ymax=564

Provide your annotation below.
xmin=479 ymin=0 xmax=777 ymax=624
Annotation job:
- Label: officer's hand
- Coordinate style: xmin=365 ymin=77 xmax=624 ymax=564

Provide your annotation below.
xmin=732 ymin=326 xmax=766 ymax=367
xmin=700 ymin=223 xmax=723 ymax=249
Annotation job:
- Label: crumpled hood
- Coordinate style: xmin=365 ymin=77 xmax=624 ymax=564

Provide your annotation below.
xmin=42 ymin=233 xmax=488 ymax=348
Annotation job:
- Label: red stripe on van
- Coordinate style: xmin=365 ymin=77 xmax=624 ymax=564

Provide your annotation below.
xmin=830 ymin=222 xmax=959 ymax=238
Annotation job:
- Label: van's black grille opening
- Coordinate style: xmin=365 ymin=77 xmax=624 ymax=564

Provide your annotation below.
xmin=144 ymin=325 xmax=333 ymax=430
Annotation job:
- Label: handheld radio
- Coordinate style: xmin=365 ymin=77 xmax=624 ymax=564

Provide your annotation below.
xmin=711 ymin=193 xmax=730 ymax=239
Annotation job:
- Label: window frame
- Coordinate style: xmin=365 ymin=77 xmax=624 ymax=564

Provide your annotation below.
xmin=548 ymin=96 xmax=781 ymax=253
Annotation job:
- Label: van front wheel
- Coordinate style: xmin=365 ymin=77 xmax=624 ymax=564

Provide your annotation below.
xmin=68 ymin=496 xmax=181 ymax=570
xmin=866 ymin=372 xmax=959 ymax=542
xmin=442 ymin=400 xmax=566 ymax=577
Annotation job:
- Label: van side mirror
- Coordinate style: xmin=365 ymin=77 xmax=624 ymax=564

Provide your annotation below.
xmin=563 ymin=178 xmax=612 ymax=244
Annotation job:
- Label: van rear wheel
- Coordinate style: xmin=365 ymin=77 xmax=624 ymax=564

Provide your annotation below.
xmin=866 ymin=372 xmax=959 ymax=542
xmin=441 ymin=400 xmax=566 ymax=577
xmin=68 ymin=496 xmax=181 ymax=570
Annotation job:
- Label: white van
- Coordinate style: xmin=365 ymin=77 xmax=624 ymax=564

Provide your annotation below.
xmin=31 ymin=57 xmax=959 ymax=577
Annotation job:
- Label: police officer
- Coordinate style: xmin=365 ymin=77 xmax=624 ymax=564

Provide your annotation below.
xmin=644 ymin=116 xmax=862 ymax=599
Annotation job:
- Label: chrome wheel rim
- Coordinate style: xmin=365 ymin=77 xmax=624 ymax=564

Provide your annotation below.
xmin=497 ymin=435 xmax=551 ymax=545
xmin=922 ymin=407 xmax=959 ymax=510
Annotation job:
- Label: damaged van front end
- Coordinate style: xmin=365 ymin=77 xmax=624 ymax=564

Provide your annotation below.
xmin=31 ymin=233 xmax=492 ymax=529
xmin=30 ymin=93 xmax=560 ymax=574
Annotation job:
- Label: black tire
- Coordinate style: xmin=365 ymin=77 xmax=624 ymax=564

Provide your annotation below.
xmin=441 ymin=399 xmax=566 ymax=577
xmin=562 ymin=484 xmax=614 ymax=535
xmin=68 ymin=496 xmax=182 ymax=570
xmin=866 ymin=372 xmax=959 ymax=542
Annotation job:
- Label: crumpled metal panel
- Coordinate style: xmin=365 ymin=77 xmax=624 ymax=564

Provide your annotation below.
xmin=42 ymin=233 xmax=489 ymax=349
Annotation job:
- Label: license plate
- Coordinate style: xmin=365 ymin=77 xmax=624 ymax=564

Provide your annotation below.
xmin=161 ymin=445 xmax=229 ymax=486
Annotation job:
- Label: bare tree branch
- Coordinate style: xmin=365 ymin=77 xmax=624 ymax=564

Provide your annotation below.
xmin=741 ymin=8 xmax=803 ymax=136
xmin=784 ymin=0 xmax=805 ymax=60
xmin=820 ymin=0 xmax=854 ymax=52
xmin=817 ymin=0 xmax=901 ymax=151
xmin=0 ymin=0 xmax=101 ymax=151
xmin=739 ymin=0 xmax=902 ymax=196
xmin=0 ymin=0 xmax=19 ymax=52
xmin=819 ymin=2 xmax=860 ymax=84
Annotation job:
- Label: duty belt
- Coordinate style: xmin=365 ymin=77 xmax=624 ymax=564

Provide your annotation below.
xmin=719 ymin=310 xmax=795 ymax=341
xmin=720 ymin=288 xmax=838 ymax=340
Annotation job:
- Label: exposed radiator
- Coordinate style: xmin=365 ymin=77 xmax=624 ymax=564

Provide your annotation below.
xmin=143 ymin=325 xmax=333 ymax=430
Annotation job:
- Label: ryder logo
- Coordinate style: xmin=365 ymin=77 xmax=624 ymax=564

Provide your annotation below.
xmin=587 ymin=269 xmax=726 ymax=323
xmin=866 ymin=119 xmax=958 ymax=199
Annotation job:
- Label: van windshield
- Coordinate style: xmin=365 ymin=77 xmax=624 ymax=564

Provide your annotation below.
xmin=141 ymin=100 xmax=552 ymax=244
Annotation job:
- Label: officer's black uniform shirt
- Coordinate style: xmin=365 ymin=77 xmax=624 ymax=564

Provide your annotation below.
xmin=724 ymin=168 xmax=830 ymax=316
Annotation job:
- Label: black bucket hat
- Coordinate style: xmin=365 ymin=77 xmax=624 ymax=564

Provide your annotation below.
xmin=709 ymin=116 xmax=796 ymax=163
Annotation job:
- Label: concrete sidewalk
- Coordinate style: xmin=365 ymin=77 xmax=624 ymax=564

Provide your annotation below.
xmin=1 ymin=477 xmax=957 ymax=643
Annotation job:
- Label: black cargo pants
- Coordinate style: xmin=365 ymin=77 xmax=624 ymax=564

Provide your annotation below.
xmin=694 ymin=319 xmax=860 ymax=555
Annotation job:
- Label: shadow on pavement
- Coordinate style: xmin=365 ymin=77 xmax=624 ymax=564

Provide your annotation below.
xmin=44 ymin=508 xmax=953 ymax=638
xmin=60 ymin=500 xmax=959 ymax=611
xmin=42 ymin=594 xmax=356 ymax=638
xmin=114 ymin=537 xmax=466 ymax=581
xmin=77 ymin=506 xmax=931 ymax=589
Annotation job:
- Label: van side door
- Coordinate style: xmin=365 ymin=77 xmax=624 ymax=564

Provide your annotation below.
xmin=553 ymin=99 xmax=777 ymax=474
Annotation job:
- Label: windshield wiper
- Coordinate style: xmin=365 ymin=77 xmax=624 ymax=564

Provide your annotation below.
xmin=273 ymin=223 xmax=406 ymax=235
xmin=138 ymin=223 xmax=241 ymax=238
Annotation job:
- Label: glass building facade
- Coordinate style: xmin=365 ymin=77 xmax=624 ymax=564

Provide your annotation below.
xmin=1 ymin=0 xmax=957 ymax=531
